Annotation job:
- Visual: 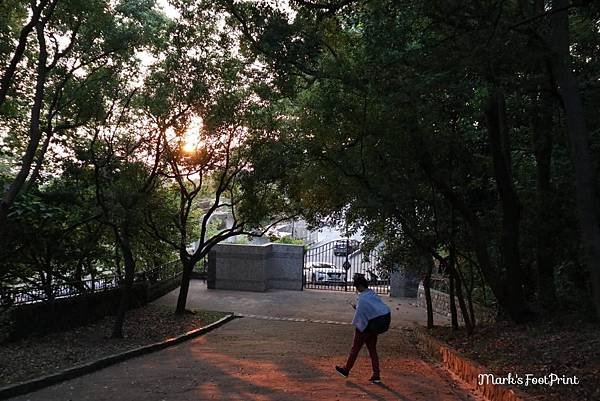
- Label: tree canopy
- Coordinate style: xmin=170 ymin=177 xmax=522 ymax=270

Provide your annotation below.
xmin=219 ymin=0 xmax=600 ymax=323
xmin=2 ymin=0 xmax=600 ymax=327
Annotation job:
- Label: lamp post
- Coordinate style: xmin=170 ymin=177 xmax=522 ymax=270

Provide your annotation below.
xmin=343 ymin=219 xmax=350 ymax=291
xmin=343 ymin=258 xmax=351 ymax=292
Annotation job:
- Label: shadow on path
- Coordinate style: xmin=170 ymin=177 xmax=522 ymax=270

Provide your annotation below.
xmin=346 ymin=381 xmax=412 ymax=401
xmin=9 ymin=287 xmax=468 ymax=401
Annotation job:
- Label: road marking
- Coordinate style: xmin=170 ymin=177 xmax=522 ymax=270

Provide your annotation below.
xmin=236 ymin=314 xmax=351 ymax=325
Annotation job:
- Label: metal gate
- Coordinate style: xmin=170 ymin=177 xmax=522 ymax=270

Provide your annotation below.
xmin=303 ymin=239 xmax=390 ymax=294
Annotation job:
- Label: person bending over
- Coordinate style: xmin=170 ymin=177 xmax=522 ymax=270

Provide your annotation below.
xmin=336 ymin=273 xmax=391 ymax=383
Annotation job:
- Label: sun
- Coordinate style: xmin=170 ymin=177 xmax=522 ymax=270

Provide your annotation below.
xmin=180 ymin=116 xmax=204 ymax=154
xmin=182 ymin=141 xmax=197 ymax=154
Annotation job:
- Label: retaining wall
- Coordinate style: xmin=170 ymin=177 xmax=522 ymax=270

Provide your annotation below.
xmin=414 ymin=328 xmax=528 ymax=401
xmin=207 ymin=243 xmax=303 ymax=292
xmin=417 ymin=283 xmax=496 ymax=324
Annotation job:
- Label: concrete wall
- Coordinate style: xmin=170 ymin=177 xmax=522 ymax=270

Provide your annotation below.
xmin=207 ymin=243 xmax=304 ymax=292
xmin=389 ymin=268 xmax=420 ymax=298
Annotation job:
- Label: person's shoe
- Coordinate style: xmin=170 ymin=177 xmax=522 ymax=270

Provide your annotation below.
xmin=370 ymin=375 xmax=381 ymax=384
xmin=335 ymin=366 xmax=349 ymax=378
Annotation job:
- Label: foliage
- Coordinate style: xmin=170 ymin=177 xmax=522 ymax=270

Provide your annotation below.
xmin=3 ymin=0 xmax=600 ymax=328
xmin=0 ymin=0 xmax=174 ymax=313
xmin=222 ymin=0 xmax=600 ymax=323
xmin=274 ymin=236 xmax=305 ymax=246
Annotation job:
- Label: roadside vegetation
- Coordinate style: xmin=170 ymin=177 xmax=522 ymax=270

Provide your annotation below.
xmin=0 ymin=305 xmax=227 ymax=386
xmin=0 ymin=0 xmax=298 ymax=339
xmin=1 ymin=1 xmax=599 ymax=398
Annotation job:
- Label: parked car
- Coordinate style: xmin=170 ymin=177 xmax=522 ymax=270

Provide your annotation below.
xmin=305 ymin=262 xmax=346 ymax=284
xmin=333 ymin=239 xmax=360 ymax=256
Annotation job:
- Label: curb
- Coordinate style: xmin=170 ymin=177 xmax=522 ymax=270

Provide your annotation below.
xmin=0 ymin=313 xmax=236 ymax=400
xmin=413 ymin=327 xmax=530 ymax=401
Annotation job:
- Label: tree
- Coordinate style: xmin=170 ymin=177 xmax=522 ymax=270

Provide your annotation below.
xmin=84 ymin=68 xmax=178 ymax=337
xmin=1 ymin=0 xmax=177 ymax=336
xmin=547 ymin=0 xmax=600 ymax=318
xmin=0 ymin=0 xmax=169 ymax=224
xmin=136 ymin=3 xmax=298 ymax=314
xmin=223 ymin=0 xmax=600 ymax=323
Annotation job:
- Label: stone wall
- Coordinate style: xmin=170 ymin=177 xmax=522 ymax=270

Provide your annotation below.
xmin=207 ymin=243 xmax=303 ymax=292
xmin=417 ymin=283 xmax=496 ymax=324
xmin=389 ymin=269 xmax=420 ymax=298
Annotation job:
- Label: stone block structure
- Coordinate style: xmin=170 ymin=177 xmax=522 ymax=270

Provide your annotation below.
xmin=207 ymin=243 xmax=304 ymax=292
xmin=389 ymin=269 xmax=420 ymax=298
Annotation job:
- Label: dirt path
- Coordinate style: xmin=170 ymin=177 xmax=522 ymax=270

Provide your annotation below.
xmin=9 ymin=283 xmax=478 ymax=401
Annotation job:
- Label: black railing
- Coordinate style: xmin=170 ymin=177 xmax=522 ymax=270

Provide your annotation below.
xmin=0 ymin=260 xmax=183 ymax=307
xmin=134 ymin=260 xmax=183 ymax=284
xmin=303 ymin=239 xmax=390 ymax=294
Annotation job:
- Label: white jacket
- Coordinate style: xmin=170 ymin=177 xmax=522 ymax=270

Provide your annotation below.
xmin=351 ymin=289 xmax=391 ymax=332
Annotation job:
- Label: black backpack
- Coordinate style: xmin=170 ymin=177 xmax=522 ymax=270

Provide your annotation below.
xmin=366 ymin=312 xmax=391 ymax=334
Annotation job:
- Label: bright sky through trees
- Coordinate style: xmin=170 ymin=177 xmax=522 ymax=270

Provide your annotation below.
xmin=181 ymin=117 xmax=204 ymax=154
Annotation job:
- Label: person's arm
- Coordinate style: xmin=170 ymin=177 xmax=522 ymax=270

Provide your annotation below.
xmin=351 ymin=297 xmax=369 ymax=332
xmin=353 ymin=294 xmax=362 ymax=309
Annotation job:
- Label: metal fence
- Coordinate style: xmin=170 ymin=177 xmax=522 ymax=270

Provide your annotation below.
xmin=0 ymin=260 xmax=183 ymax=307
xmin=133 ymin=259 xmax=183 ymax=284
xmin=303 ymin=239 xmax=390 ymax=294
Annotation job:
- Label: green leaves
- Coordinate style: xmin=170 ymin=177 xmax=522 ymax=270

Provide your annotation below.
xmin=226 ymin=0 xmax=600 ymax=320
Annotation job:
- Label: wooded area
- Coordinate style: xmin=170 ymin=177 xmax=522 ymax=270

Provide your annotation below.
xmin=1 ymin=0 xmax=599 ymax=337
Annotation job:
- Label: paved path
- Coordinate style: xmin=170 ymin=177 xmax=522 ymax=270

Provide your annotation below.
xmin=155 ymin=281 xmax=432 ymax=328
xmin=10 ymin=281 xmax=476 ymax=401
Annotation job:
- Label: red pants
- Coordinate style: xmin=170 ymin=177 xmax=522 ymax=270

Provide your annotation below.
xmin=344 ymin=328 xmax=380 ymax=375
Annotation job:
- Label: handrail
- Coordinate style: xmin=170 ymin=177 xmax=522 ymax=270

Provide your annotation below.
xmin=0 ymin=260 xmax=184 ymax=307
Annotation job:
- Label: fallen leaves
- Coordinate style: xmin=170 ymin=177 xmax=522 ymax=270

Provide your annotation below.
xmin=0 ymin=305 xmax=227 ymax=387
xmin=428 ymin=320 xmax=600 ymax=401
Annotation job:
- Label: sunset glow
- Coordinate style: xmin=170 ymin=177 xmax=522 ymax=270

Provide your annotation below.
xmin=182 ymin=141 xmax=197 ymax=154
xmin=180 ymin=116 xmax=204 ymax=154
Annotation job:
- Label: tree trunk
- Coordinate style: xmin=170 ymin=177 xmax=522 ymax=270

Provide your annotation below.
xmin=0 ymin=21 xmax=48 ymax=223
xmin=40 ymin=263 xmax=57 ymax=330
xmin=90 ymin=260 xmax=96 ymax=291
xmin=532 ymin=69 xmax=557 ymax=308
xmin=484 ymin=91 xmax=529 ymax=322
xmin=448 ymin=263 xmax=459 ymax=330
xmin=23 ymin=130 xmax=53 ymax=193
xmin=73 ymin=261 xmax=85 ymax=293
xmin=453 ymin=268 xmax=474 ymax=334
xmin=449 ymin=219 xmax=474 ymax=333
xmin=468 ymin=291 xmax=476 ymax=327
xmin=40 ymin=265 xmax=54 ymax=302
xmin=114 ymin=242 xmax=122 ymax=280
xmin=550 ymin=0 xmax=600 ymax=319
xmin=111 ymin=229 xmax=135 ymax=339
xmin=465 ymin=259 xmax=477 ymax=327
xmin=175 ymin=258 xmax=194 ymax=315
xmin=423 ymin=256 xmax=434 ymax=329
xmin=0 ymin=0 xmax=49 ymax=106
xmin=420 ymin=158 xmax=525 ymax=321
